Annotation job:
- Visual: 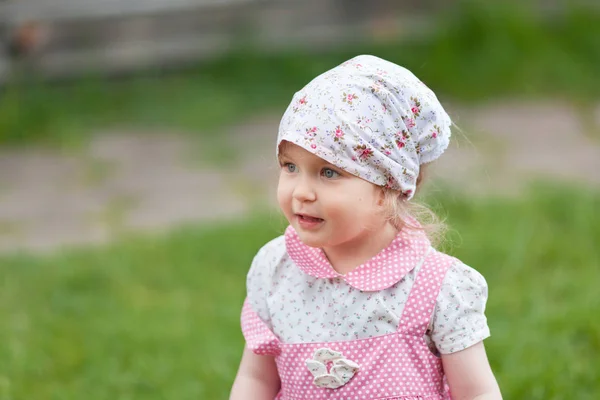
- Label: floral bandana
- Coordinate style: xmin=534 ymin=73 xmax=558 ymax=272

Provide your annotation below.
xmin=277 ymin=55 xmax=452 ymax=199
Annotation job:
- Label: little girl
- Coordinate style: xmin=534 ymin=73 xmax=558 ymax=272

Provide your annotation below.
xmin=230 ymin=55 xmax=502 ymax=400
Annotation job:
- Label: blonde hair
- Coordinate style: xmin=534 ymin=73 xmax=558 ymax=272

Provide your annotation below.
xmin=381 ymin=164 xmax=447 ymax=246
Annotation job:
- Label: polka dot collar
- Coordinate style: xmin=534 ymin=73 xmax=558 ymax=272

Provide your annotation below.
xmin=284 ymin=225 xmax=431 ymax=291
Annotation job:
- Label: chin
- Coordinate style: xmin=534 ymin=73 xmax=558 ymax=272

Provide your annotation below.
xmin=295 ymin=231 xmax=326 ymax=248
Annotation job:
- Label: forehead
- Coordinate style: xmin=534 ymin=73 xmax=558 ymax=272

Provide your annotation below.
xmin=278 ymin=141 xmax=324 ymax=163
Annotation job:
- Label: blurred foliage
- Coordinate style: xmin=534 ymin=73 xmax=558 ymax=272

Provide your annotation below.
xmin=0 ymin=185 xmax=599 ymax=399
xmin=0 ymin=1 xmax=599 ymax=146
xmin=1 ymin=2 xmax=599 ymax=399
xmin=420 ymin=1 xmax=600 ymax=99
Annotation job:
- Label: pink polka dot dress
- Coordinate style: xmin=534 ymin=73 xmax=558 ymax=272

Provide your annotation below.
xmin=241 ymin=225 xmax=491 ymax=400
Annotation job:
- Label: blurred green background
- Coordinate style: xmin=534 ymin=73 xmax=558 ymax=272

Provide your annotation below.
xmin=1 ymin=1 xmax=599 ymax=399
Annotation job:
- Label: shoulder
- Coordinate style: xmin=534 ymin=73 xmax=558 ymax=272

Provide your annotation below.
xmin=246 ymin=235 xmax=288 ymax=300
xmin=245 ymin=235 xmax=288 ymax=325
xmin=248 ymin=235 xmax=287 ymax=279
xmin=426 ymin=248 xmax=488 ymax=293
xmin=256 ymin=234 xmax=287 ymax=259
xmin=441 ymin=259 xmax=488 ymax=296
xmin=429 ymin=258 xmax=491 ymax=354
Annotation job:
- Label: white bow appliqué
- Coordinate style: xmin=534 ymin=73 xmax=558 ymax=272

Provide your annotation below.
xmin=305 ymin=348 xmax=360 ymax=389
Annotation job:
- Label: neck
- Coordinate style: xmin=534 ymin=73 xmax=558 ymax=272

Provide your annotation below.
xmin=323 ymin=222 xmax=399 ymax=275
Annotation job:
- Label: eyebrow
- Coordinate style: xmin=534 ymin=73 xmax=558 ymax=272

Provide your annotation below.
xmin=277 ymin=153 xmax=290 ymax=164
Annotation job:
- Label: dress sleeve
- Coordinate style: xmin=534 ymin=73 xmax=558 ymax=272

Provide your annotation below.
xmin=429 ymin=262 xmax=491 ymax=354
xmin=240 ymin=240 xmax=282 ymax=356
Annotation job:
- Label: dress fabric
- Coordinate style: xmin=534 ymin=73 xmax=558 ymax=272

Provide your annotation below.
xmin=242 ymin=240 xmax=458 ymax=399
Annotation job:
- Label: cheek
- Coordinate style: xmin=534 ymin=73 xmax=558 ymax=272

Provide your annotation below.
xmin=276 ymin=176 xmax=292 ymax=208
xmin=323 ymin=190 xmax=368 ymax=218
xmin=335 ymin=186 xmax=380 ymax=219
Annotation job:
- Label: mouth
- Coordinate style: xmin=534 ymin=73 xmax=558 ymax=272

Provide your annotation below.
xmin=294 ymin=213 xmax=325 ymax=229
xmin=295 ymin=213 xmax=324 ymax=223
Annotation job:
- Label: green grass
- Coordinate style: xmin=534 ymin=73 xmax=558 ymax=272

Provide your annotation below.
xmin=1 ymin=1 xmax=599 ymax=146
xmin=0 ymin=185 xmax=599 ymax=399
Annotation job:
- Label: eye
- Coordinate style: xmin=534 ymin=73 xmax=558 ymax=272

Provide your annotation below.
xmin=283 ymin=162 xmax=297 ymax=173
xmin=322 ymin=168 xmax=340 ymax=179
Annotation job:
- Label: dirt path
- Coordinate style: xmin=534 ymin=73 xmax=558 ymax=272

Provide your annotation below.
xmin=0 ymin=101 xmax=598 ymax=253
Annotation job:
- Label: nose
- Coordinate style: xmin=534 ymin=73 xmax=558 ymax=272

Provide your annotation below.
xmin=292 ymin=176 xmax=316 ymax=202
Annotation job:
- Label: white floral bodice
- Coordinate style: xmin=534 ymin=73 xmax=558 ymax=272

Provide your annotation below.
xmin=246 ymin=228 xmax=490 ymax=355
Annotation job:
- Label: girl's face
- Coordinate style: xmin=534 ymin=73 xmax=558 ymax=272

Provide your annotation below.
xmin=277 ymin=142 xmax=387 ymax=251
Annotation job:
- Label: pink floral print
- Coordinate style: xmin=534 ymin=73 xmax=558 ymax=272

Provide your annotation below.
xmin=244 ymin=228 xmax=489 ymax=350
xmin=278 ymin=55 xmax=452 ymax=199
xmin=241 ymin=227 xmax=490 ymax=399
xmin=343 ymin=92 xmax=359 ymax=105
